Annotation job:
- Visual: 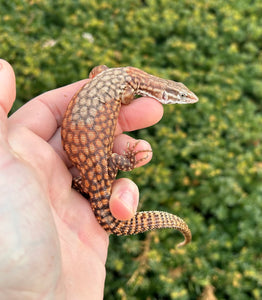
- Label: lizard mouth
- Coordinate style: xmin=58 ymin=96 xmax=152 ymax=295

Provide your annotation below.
xmin=157 ymin=96 xmax=199 ymax=105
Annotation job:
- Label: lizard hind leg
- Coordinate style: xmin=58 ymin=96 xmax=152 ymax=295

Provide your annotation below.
xmin=72 ymin=176 xmax=83 ymax=191
xmin=89 ymin=65 xmax=109 ymax=79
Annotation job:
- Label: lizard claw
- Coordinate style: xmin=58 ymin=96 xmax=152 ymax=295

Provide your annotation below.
xmin=125 ymin=140 xmax=152 ymax=166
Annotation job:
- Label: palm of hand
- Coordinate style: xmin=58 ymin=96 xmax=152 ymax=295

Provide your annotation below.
xmin=0 ymin=59 xmax=163 ymax=299
xmin=1 ymin=68 xmax=108 ymax=299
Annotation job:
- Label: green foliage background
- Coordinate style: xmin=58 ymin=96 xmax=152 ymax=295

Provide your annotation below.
xmin=1 ymin=0 xmax=262 ymax=299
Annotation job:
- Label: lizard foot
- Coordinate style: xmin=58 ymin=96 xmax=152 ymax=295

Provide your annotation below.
xmin=110 ymin=141 xmax=152 ymax=172
xmin=124 ymin=141 xmax=152 ymax=167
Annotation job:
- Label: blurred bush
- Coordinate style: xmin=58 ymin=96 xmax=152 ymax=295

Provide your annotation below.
xmin=1 ymin=0 xmax=262 ymax=299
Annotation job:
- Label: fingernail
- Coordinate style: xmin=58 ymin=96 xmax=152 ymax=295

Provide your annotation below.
xmin=120 ymin=190 xmax=135 ymax=214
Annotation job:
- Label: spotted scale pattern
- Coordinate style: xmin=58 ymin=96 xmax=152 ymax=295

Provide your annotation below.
xmin=61 ymin=65 xmax=198 ymax=247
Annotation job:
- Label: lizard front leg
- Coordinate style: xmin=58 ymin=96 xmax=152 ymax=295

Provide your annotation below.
xmin=109 ymin=141 xmax=152 ymax=173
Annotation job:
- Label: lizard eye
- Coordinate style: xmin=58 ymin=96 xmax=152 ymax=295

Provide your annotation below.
xmin=180 ymin=92 xmax=187 ymax=99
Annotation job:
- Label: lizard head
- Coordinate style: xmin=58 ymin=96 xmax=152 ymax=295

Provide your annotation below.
xmin=159 ymin=80 xmax=199 ymax=105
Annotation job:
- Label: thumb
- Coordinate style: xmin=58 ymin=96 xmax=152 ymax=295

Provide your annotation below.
xmin=110 ymin=178 xmax=139 ymax=220
xmin=0 ymin=59 xmax=16 ymax=139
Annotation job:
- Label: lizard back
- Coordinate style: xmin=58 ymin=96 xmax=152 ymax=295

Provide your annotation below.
xmin=61 ymin=66 xmax=198 ymax=247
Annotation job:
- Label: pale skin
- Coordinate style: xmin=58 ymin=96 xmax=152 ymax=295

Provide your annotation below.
xmin=0 ymin=59 xmax=164 ymax=300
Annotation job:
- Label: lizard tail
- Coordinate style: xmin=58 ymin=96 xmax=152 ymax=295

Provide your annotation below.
xmin=94 ymin=206 xmax=191 ymax=247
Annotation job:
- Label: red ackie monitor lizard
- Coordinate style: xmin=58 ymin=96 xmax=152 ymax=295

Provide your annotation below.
xmin=61 ymin=65 xmax=198 ymax=247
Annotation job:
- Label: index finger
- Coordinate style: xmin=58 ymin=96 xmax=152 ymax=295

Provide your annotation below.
xmin=8 ymin=79 xmax=88 ymax=141
xmin=9 ymin=81 xmax=164 ymax=141
xmin=117 ymin=97 xmax=163 ymax=134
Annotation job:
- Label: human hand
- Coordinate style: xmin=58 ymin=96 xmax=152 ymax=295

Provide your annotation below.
xmin=0 ymin=59 xmax=163 ymax=299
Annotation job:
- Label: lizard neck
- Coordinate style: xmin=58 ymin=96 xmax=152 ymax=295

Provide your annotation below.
xmin=124 ymin=66 xmax=198 ymax=104
xmin=125 ymin=66 xmax=165 ymax=101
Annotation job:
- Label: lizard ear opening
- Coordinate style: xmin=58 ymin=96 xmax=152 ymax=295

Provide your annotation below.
xmin=163 ymin=91 xmax=169 ymax=101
